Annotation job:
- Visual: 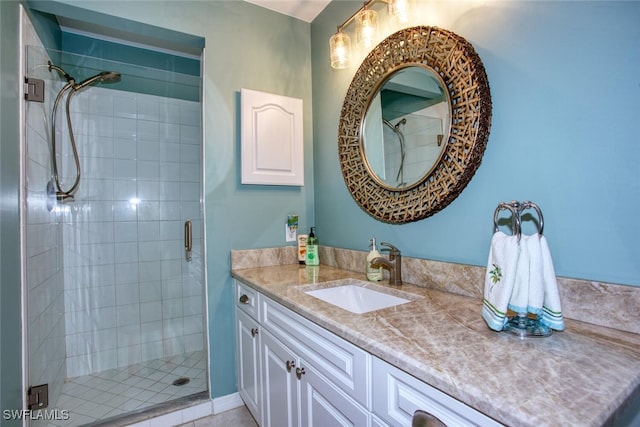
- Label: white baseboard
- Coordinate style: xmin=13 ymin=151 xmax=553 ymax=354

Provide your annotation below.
xmin=127 ymin=393 xmax=245 ymax=426
xmin=212 ymin=392 xmax=245 ymax=414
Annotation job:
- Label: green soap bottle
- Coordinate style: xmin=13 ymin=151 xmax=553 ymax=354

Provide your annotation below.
xmin=305 ymin=227 xmax=319 ymax=266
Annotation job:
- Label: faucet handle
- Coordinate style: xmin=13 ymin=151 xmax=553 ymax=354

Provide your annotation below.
xmin=380 ymin=242 xmax=400 ymax=256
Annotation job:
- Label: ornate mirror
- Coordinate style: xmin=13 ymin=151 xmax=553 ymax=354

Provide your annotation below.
xmin=338 ymin=26 xmax=492 ymax=224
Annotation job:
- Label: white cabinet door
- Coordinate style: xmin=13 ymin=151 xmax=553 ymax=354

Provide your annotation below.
xmin=261 ymin=293 xmax=370 ymax=406
xmin=372 ymin=357 xmax=502 ymax=427
xmin=236 ymin=309 xmax=261 ymax=423
xmin=300 ymin=363 xmax=370 ymax=427
xmin=240 ymin=88 xmax=304 ymax=186
xmin=261 ymin=329 xmax=299 ymax=427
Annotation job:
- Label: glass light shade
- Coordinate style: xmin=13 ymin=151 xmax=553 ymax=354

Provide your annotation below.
xmin=329 ymin=31 xmax=352 ymax=70
xmin=388 ymin=0 xmax=413 ymax=24
xmin=355 ymin=8 xmax=378 ymax=49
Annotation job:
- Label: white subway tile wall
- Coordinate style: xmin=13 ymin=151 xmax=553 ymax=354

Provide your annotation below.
xmin=54 ymin=87 xmax=204 ymax=378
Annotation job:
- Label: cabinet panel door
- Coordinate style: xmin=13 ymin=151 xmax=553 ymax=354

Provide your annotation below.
xmin=236 ymin=309 xmax=261 ymax=422
xmin=300 ymin=363 xmax=370 ymax=427
xmin=240 ymin=88 xmax=304 ymax=186
xmin=261 ymin=294 xmax=370 ymax=406
xmin=372 ymin=357 xmax=503 ymax=427
xmin=262 ymin=329 xmax=299 ymax=427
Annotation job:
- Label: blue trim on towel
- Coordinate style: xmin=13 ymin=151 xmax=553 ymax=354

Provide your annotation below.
xmin=541 ymin=306 xmax=565 ymax=331
xmin=482 ymin=299 xmax=507 ymax=331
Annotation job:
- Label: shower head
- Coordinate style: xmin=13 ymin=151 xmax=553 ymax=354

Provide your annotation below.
xmin=73 ymin=71 xmax=121 ymax=91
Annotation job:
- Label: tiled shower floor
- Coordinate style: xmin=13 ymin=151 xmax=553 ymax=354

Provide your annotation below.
xmin=47 ymin=351 xmax=207 ymax=426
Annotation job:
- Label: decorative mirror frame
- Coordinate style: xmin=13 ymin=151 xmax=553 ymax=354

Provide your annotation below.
xmin=338 ymin=26 xmax=492 ymax=224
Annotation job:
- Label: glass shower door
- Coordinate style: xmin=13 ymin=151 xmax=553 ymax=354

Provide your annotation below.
xmin=24 ymin=40 xmax=207 ymax=426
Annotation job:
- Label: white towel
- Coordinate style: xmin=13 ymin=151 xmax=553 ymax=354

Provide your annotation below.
xmin=508 ymin=233 xmax=532 ymax=315
xmin=482 ymin=231 xmax=520 ymax=331
xmin=508 ymin=233 xmax=565 ymax=331
xmin=539 ymin=235 xmax=565 ymax=330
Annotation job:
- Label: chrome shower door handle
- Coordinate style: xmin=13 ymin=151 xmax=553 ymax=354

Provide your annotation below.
xmin=184 ymin=220 xmax=192 ymax=255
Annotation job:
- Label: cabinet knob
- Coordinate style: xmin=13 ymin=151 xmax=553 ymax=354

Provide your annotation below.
xmin=286 ymin=360 xmax=295 ymax=372
xmin=239 ymin=294 xmax=250 ymax=304
xmin=295 ymin=367 xmax=306 ymax=380
xmin=251 ymin=328 xmax=259 ymax=337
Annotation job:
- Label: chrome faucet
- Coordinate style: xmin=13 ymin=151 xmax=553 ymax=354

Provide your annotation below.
xmin=371 ymin=242 xmax=402 ymax=286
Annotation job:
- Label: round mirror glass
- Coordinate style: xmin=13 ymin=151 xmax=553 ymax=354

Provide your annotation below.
xmin=362 ymin=66 xmax=450 ymax=189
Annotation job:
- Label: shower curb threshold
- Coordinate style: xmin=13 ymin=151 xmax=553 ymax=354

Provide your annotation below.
xmin=87 ymin=391 xmax=210 ymax=427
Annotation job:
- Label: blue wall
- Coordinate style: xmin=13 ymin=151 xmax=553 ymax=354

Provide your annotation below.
xmin=312 ymin=1 xmax=640 ymax=287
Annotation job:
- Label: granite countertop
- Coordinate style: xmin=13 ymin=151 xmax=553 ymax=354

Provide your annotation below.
xmin=231 ymin=263 xmax=640 ymax=427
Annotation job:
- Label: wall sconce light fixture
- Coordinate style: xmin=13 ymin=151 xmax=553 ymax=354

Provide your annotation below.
xmin=329 ymin=0 xmax=413 ymax=70
xmin=388 ymin=0 xmax=413 ymax=24
xmin=355 ymin=6 xmax=379 ymax=50
xmin=329 ymin=30 xmax=352 ymax=69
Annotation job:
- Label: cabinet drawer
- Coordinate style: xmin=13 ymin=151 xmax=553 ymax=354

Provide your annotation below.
xmin=235 ymin=280 xmax=260 ymax=320
xmin=372 ymin=357 xmax=502 ymax=427
xmin=261 ymin=295 xmax=370 ymax=408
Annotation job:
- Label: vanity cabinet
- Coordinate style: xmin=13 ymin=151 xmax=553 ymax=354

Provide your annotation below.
xmin=235 ymin=280 xmax=370 ymax=427
xmin=235 ymin=279 xmax=502 ymax=427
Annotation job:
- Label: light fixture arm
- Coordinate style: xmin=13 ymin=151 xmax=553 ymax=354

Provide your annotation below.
xmin=337 ymin=0 xmax=384 ymax=32
xmin=330 ymin=0 xmax=405 ymax=70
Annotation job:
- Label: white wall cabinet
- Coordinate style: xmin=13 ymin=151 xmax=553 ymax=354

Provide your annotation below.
xmin=235 ymin=279 xmax=503 ymax=427
xmin=240 ymin=88 xmax=304 ymax=186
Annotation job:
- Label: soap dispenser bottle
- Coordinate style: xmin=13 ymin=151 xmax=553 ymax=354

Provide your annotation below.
xmin=366 ymin=238 xmax=383 ymax=281
xmin=305 ymin=227 xmax=319 ymax=266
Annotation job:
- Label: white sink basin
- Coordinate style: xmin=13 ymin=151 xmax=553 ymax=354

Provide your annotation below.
xmin=304 ymin=280 xmax=413 ymax=314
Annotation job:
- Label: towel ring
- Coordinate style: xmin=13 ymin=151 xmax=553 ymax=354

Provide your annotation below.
xmin=493 ymin=200 xmax=544 ymax=239
xmin=520 ymin=200 xmax=544 ymax=235
xmin=493 ymin=201 xmax=522 ymax=240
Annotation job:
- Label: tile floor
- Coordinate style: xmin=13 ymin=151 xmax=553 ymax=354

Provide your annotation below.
xmin=177 ymin=406 xmax=258 ymax=427
xmin=43 ymin=351 xmax=207 ymax=426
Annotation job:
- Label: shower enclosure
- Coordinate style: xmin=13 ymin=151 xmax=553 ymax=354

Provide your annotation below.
xmin=22 ymin=13 xmax=207 ymax=425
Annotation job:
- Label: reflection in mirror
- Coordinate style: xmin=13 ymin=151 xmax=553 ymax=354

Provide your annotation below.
xmin=363 ymin=66 xmax=450 ymax=189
